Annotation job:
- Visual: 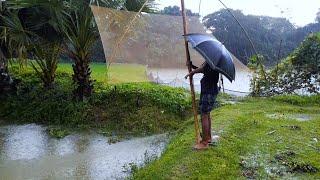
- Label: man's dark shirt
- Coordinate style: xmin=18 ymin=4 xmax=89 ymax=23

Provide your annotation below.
xmin=200 ymin=64 xmax=219 ymax=95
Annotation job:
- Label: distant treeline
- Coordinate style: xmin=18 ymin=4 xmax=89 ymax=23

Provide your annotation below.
xmin=86 ymin=6 xmax=320 ymax=67
xmin=158 ymin=5 xmax=199 ymax=17
xmin=203 ymin=9 xmax=320 ymax=66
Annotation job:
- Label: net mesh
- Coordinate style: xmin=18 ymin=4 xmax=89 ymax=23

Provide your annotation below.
xmin=91 ymin=5 xmax=205 ymax=68
xmin=91 ymin=5 xmax=252 ymax=95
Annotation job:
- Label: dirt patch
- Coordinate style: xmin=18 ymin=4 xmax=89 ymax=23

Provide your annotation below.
xmin=281 ymin=125 xmax=301 ymax=130
xmin=273 ymin=151 xmax=319 ymax=174
xmin=240 ymin=155 xmax=260 ymax=179
xmin=240 ymin=150 xmax=319 ymax=179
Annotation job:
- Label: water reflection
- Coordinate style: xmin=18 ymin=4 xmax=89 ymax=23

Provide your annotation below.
xmin=0 ymin=124 xmax=168 ymax=179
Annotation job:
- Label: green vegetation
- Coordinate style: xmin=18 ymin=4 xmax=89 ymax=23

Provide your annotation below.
xmin=134 ymin=96 xmax=320 ymax=179
xmin=1 ymin=1 xmax=319 ymax=179
xmin=204 ymin=9 xmax=320 ymax=66
xmin=0 ymin=0 xmax=159 ymax=100
xmin=0 ymin=64 xmax=191 ymax=137
xmin=57 ymin=63 xmax=148 ymax=84
xmin=250 ymin=32 xmax=320 ymax=96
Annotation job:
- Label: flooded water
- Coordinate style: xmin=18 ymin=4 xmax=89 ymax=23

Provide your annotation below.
xmin=148 ymin=58 xmax=252 ymax=96
xmin=0 ymin=124 xmax=168 ymax=180
xmin=266 ymin=113 xmax=313 ymax=122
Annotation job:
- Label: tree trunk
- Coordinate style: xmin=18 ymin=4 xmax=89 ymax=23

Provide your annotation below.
xmin=72 ymin=56 xmax=93 ymax=101
xmin=0 ymin=48 xmax=8 ymax=72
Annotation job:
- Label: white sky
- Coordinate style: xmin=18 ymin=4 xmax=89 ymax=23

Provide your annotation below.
xmin=155 ymin=0 xmax=320 ymax=27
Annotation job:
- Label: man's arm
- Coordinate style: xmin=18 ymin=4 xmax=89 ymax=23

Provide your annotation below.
xmin=185 ymin=63 xmax=205 ymax=79
xmin=186 ymin=61 xmax=198 ymax=69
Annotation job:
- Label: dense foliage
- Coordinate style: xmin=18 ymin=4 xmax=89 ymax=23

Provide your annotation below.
xmin=0 ymin=0 xmax=162 ymax=99
xmin=0 ymin=67 xmax=191 ymax=135
xmin=159 ymin=5 xmax=199 ymax=17
xmin=250 ymin=33 xmax=320 ymax=96
xmin=203 ymin=9 xmax=320 ymax=66
xmin=30 ymin=43 xmax=61 ymax=89
xmin=64 ymin=9 xmax=97 ymax=100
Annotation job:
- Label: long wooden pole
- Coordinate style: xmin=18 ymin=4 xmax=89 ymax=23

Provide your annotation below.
xmin=181 ymin=0 xmax=201 ymax=144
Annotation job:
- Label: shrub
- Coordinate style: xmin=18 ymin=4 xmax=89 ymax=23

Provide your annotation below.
xmin=250 ymin=33 xmax=320 ymax=96
xmin=0 ymin=70 xmax=192 ymax=135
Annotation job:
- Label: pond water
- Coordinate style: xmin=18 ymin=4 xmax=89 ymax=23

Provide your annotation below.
xmin=0 ymin=124 xmax=168 ymax=180
xmin=147 ymin=59 xmax=252 ymax=96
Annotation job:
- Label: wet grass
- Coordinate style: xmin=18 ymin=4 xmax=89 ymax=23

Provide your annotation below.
xmin=57 ymin=63 xmax=148 ymax=84
xmin=133 ymin=96 xmax=320 ymax=179
xmin=1 ymin=65 xmax=191 ymax=138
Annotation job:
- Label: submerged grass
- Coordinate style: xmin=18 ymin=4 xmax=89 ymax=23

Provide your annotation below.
xmin=133 ymin=97 xmax=320 ymax=179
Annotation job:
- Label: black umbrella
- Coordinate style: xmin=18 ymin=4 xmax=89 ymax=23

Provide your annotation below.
xmin=184 ymin=33 xmax=236 ymax=82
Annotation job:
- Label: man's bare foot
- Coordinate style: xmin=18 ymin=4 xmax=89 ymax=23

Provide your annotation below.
xmin=193 ymin=142 xmax=209 ymax=150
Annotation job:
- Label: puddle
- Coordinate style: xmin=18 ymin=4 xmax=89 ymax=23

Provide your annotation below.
xmin=0 ymin=124 xmax=169 ymax=179
xmin=266 ymin=113 xmax=312 ymax=121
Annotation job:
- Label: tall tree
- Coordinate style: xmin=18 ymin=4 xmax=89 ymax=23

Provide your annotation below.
xmin=0 ymin=1 xmax=8 ymax=70
xmin=203 ymin=9 xmax=320 ymax=66
xmin=160 ymin=5 xmax=199 ymax=16
xmin=64 ymin=8 xmax=97 ymax=101
xmin=161 ymin=5 xmax=180 ymax=16
xmin=0 ymin=10 xmax=34 ymax=67
xmin=316 ymin=9 xmax=320 ymax=23
xmin=124 ymin=0 xmax=157 ymax=13
xmin=30 ymin=43 xmax=61 ymax=89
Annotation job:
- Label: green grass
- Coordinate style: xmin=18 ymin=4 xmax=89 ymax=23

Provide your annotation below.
xmin=1 ymin=66 xmax=191 ymax=136
xmin=4 ymin=61 xmax=320 ymax=178
xmin=57 ymin=63 xmax=148 ymax=84
xmin=133 ymin=97 xmax=320 ymax=179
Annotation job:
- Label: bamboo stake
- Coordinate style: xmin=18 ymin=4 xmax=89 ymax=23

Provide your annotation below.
xmin=181 ymin=0 xmax=201 ymax=144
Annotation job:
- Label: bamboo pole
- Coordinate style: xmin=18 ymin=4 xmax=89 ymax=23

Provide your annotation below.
xmin=180 ymin=0 xmax=201 ymax=144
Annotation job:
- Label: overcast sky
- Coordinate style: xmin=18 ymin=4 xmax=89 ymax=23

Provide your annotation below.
xmin=155 ymin=0 xmax=320 ymax=27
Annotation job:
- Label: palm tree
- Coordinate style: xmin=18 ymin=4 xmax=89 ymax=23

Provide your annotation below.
xmin=1 ymin=0 xmax=71 ymax=87
xmin=124 ymin=0 xmax=157 ymax=12
xmin=30 ymin=43 xmax=61 ymax=89
xmin=64 ymin=8 xmax=97 ymax=101
xmin=0 ymin=9 xmax=34 ymax=69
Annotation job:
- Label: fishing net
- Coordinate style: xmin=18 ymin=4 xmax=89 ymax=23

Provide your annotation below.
xmin=91 ymin=5 xmax=252 ymax=95
xmin=91 ymin=5 xmax=205 ymax=68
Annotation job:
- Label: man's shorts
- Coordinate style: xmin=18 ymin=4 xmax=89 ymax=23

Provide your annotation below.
xmin=199 ymin=94 xmax=217 ymax=114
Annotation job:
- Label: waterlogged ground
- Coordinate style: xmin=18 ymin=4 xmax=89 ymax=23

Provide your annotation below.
xmin=0 ymin=124 xmax=168 ymax=180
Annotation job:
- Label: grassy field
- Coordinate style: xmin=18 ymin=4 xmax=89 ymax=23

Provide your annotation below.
xmin=134 ymin=96 xmax=320 ymax=179
xmin=57 ymin=63 xmax=148 ymax=84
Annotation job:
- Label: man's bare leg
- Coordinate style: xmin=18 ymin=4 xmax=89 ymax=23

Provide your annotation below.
xmin=208 ymin=115 xmax=212 ymax=143
xmin=194 ymin=113 xmax=210 ymax=150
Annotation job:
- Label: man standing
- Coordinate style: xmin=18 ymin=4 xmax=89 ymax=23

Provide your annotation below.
xmin=185 ymin=62 xmax=219 ymax=150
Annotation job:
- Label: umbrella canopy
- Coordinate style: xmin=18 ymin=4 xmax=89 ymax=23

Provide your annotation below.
xmin=184 ymin=33 xmax=236 ymax=82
